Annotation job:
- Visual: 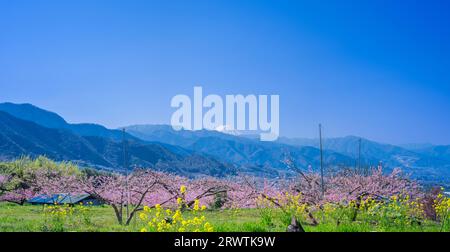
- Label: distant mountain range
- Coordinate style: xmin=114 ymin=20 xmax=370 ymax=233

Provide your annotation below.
xmin=277 ymin=136 xmax=449 ymax=170
xmin=276 ymin=136 xmax=450 ymax=184
xmin=125 ymin=124 xmax=355 ymax=172
xmin=1 ymin=102 xmax=449 ymax=184
xmin=0 ymin=102 xmax=127 ymax=141
xmin=0 ymin=103 xmax=235 ymax=177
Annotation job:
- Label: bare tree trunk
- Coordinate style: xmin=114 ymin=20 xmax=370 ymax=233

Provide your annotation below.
xmin=125 ymin=187 xmax=152 ymax=225
xmin=111 ymin=204 xmax=123 ymax=225
xmin=287 ymin=216 xmax=305 ymax=232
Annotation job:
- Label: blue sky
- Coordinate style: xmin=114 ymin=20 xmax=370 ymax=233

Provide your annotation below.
xmin=1 ymin=0 xmax=449 ymax=144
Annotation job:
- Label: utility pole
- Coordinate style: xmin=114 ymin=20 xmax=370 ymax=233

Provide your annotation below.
xmin=358 ymin=138 xmax=362 ymax=175
xmin=122 ymin=128 xmax=129 ymax=220
xmin=319 ymin=124 xmax=324 ymax=198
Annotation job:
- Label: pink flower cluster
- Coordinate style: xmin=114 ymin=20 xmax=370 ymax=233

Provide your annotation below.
xmin=1 ymin=165 xmax=422 ymax=209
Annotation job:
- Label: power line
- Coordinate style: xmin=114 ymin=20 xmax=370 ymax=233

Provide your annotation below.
xmin=358 ymin=137 xmax=362 ymax=174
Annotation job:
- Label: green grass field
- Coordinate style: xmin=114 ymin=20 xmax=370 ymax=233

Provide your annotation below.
xmin=0 ymin=202 xmax=447 ymax=232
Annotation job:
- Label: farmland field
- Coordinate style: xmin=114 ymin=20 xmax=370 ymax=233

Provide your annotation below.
xmin=0 ymin=203 xmax=447 ymax=232
xmin=1 ymin=157 xmax=450 ymax=233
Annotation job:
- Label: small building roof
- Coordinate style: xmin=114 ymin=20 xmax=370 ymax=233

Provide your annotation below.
xmin=28 ymin=193 xmax=92 ymax=204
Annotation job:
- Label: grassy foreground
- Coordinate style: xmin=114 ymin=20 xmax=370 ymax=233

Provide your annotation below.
xmin=0 ymin=202 xmax=446 ymax=232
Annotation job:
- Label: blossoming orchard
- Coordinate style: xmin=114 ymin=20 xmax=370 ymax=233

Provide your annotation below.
xmin=0 ymin=156 xmax=449 ymax=232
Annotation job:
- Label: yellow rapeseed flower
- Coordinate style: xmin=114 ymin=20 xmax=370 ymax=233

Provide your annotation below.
xmin=193 ymin=199 xmax=200 ymax=211
xmin=180 ymin=185 xmax=187 ymax=194
xmin=139 ymin=212 xmax=148 ymax=220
